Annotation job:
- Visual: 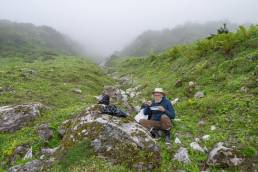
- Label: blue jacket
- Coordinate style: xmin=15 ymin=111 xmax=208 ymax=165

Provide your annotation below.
xmin=144 ymin=97 xmax=176 ymax=121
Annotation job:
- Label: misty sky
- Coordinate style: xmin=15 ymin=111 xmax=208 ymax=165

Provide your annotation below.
xmin=0 ymin=0 xmax=258 ymax=58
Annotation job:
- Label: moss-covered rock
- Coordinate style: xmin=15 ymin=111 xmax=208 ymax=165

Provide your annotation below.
xmin=0 ymin=103 xmax=45 ymax=132
xmin=59 ymin=104 xmax=161 ymax=170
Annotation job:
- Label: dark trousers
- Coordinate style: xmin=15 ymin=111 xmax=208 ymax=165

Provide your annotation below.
xmin=139 ymin=114 xmax=172 ymax=130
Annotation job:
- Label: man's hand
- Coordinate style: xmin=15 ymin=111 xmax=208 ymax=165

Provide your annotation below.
xmin=159 ymin=106 xmax=166 ymax=112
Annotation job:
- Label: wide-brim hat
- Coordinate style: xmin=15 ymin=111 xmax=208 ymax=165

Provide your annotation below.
xmin=152 ymin=88 xmax=166 ymax=96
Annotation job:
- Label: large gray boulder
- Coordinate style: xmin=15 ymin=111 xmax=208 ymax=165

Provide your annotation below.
xmin=173 ymin=147 xmax=191 ymax=164
xmin=207 ymin=142 xmax=243 ymax=167
xmin=37 ymin=124 xmax=53 ymax=141
xmin=8 ymin=144 xmax=30 ymax=166
xmin=60 ymin=104 xmax=161 ymax=170
xmin=194 ymin=91 xmax=205 ymax=98
xmin=8 ymin=160 xmax=52 ymax=172
xmin=0 ymin=103 xmax=45 ymax=132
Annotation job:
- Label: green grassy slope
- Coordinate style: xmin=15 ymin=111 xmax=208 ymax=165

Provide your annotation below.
xmin=0 ymin=20 xmax=83 ymax=58
xmin=107 ymin=25 xmax=258 ymax=171
xmin=0 ymin=20 xmax=133 ymax=172
xmin=117 ymin=22 xmax=239 ymax=57
xmin=0 ymin=56 xmax=117 ymax=171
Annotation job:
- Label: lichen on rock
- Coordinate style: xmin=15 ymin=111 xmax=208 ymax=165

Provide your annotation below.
xmin=0 ymin=103 xmax=45 ymax=132
xmin=59 ymin=104 xmax=161 ymax=170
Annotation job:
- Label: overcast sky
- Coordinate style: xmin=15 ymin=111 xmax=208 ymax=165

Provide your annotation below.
xmin=0 ymin=0 xmax=258 ymax=58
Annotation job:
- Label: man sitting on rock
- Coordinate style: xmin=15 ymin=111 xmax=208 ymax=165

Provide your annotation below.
xmin=139 ymin=88 xmax=176 ymax=144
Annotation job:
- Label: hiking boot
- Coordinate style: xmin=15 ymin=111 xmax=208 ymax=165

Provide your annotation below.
xmin=157 ymin=129 xmax=163 ymax=137
xmin=164 ymin=130 xmax=171 ymax=145
xmin=149 ymin=128 xmax=160 ymax=140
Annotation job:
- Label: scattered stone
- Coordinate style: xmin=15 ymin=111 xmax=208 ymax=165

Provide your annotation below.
xmin=8 ymin=145 xmax=30 ymax=165
xmin=190 ymin=142 xmax=205 ymax=153
xmin=114 ymin=89 xmax=123 ymax=100
xmin=0 ymin=86 xmax=15 ymax=95
xmin=40 ymin=155 xmax=45 ymax=160
xmin=122 ymin=94 xmax=128 ymax=102
xmin=194 ymin=138 xmax=200 ymax=142
xmin=125 ymin=87 xmax=141 ymax=99
xmin=188 ymin=81 xmax=196 ymax=87
xmin=126 ymin=88 xmax=134 ymax=94
xmin=136 ymin=91 xmax=141 ymax=96
xmin=210 ymin=125 xmax=216 ymax=131
xmin=72 ymin=88 xmax=82 ymax=94
xmin=41 ymin=147 xmax=59 ymax=157
xmin=38 ymin=124 xmax=53 ymax=141
xmin=119 ymin=76 xmax=131 ymax=85
xmin=103 ymin=86 xmax=116 ymax=97
xmin=23 ymin=147 xmax=33 ymax=160
xmin=204 ymin=146 xmax=209 ymax=153
xmin=174 ymin=147 xmax=191 ymax=164
xmin=8 ymin=159 xmax=53 ymax=172
xmin=132 ymin=161 xmax=154 ymax=171
xmin=230 ymin=155 xmax=243 ymax=166
xmin=0 ymin=103 xmax=45 ymax=132
xmin=129 ymin=91 xmax=137 ymax=98
xmin=58 ymin=128 xmax=65 ymax=138
xmin=134 ymin=105 xmax=141 ymax=112
xmin=194 ymin=91 xmax=205 ymax=98
xmin=20 ymin=69 xmax=37 ymax=79
xmin=119 ymin=89 xmax=126 ymax=95
xmin=188 ymin=81 xmax=196 ymax=93
xmin=240 ymin=86 xmax=249 ymax=93
xmin=13 ymin=145 xmax=28 ymax=156
xmin=171 ymin=97 xmax=179 ymax=105
xmin=175 ymin=137 xmax=181 ymax=144
xmin=202 ymin=135 xmax=210 ymax=141
xmin=198 ymin=119 xmax=206 ymax=126
xmin=60 ymin=104 xmax=161 ymax=170
xmin=207 ymin=142 xmax=243 ymax=167
xmin=175 ymin=79 xmax=183 ymax=87
xmin=207 ymin=108 xmax=214 ymax=114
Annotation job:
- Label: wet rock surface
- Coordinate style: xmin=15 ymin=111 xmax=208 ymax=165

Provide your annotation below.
xmin=8 ymin=160 xmax=53 ymax=172
xmin=8 ymin=145 xmax=30 ymax=166
xmin=0 ymin=103 xmax=45 ymax=132
xmin=60 ymin=104 xmax=161 ymax=170
xmin=174 ymin=147 xmax=191 ymax=164
xmin=207 ymin=142 xmax=243 ymax=167
xmin=194 ymin=91 xmax=205 ymax=98
xmin=37 ymin=124 xmax=53 ymax=141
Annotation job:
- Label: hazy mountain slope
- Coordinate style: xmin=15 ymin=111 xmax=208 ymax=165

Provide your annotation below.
xmin=0 ymin=21 xmax=120 ymax=171
xmin=118 ymin=21 xmax=239 ymax=57
xmin=1 ymin=20 xmax=257 ymax=172
xmin=0 ymin=55 xmax=119 ymax=170
xmin=107 ymin=25 xmax=258 ymax=171
xmin=0 ymin=20 xmax=84 ymax=58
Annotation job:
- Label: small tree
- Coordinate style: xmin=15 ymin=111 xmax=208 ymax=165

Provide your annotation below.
xmin=217 ymin=23 xmax=229 ymax=34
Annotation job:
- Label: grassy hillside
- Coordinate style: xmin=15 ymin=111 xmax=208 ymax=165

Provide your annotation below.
xmin=1 ymin=20 xmax=257 ymax=171
xmin=0 ymin=55 xmax=117 ymax=171
xmin=0 ymin=20 xmax=134 ymax=172
xmin=117 ymin=21 xmax=239 ymax=57
xmin=0 ymin=20 xmax=83 ymax=58
xmin=107 ymin=25 xmax=258 ymax=171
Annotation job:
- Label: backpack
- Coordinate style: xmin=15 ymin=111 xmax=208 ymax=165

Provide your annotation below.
xmin=100 ymin=104 xmax=128 ymax=118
